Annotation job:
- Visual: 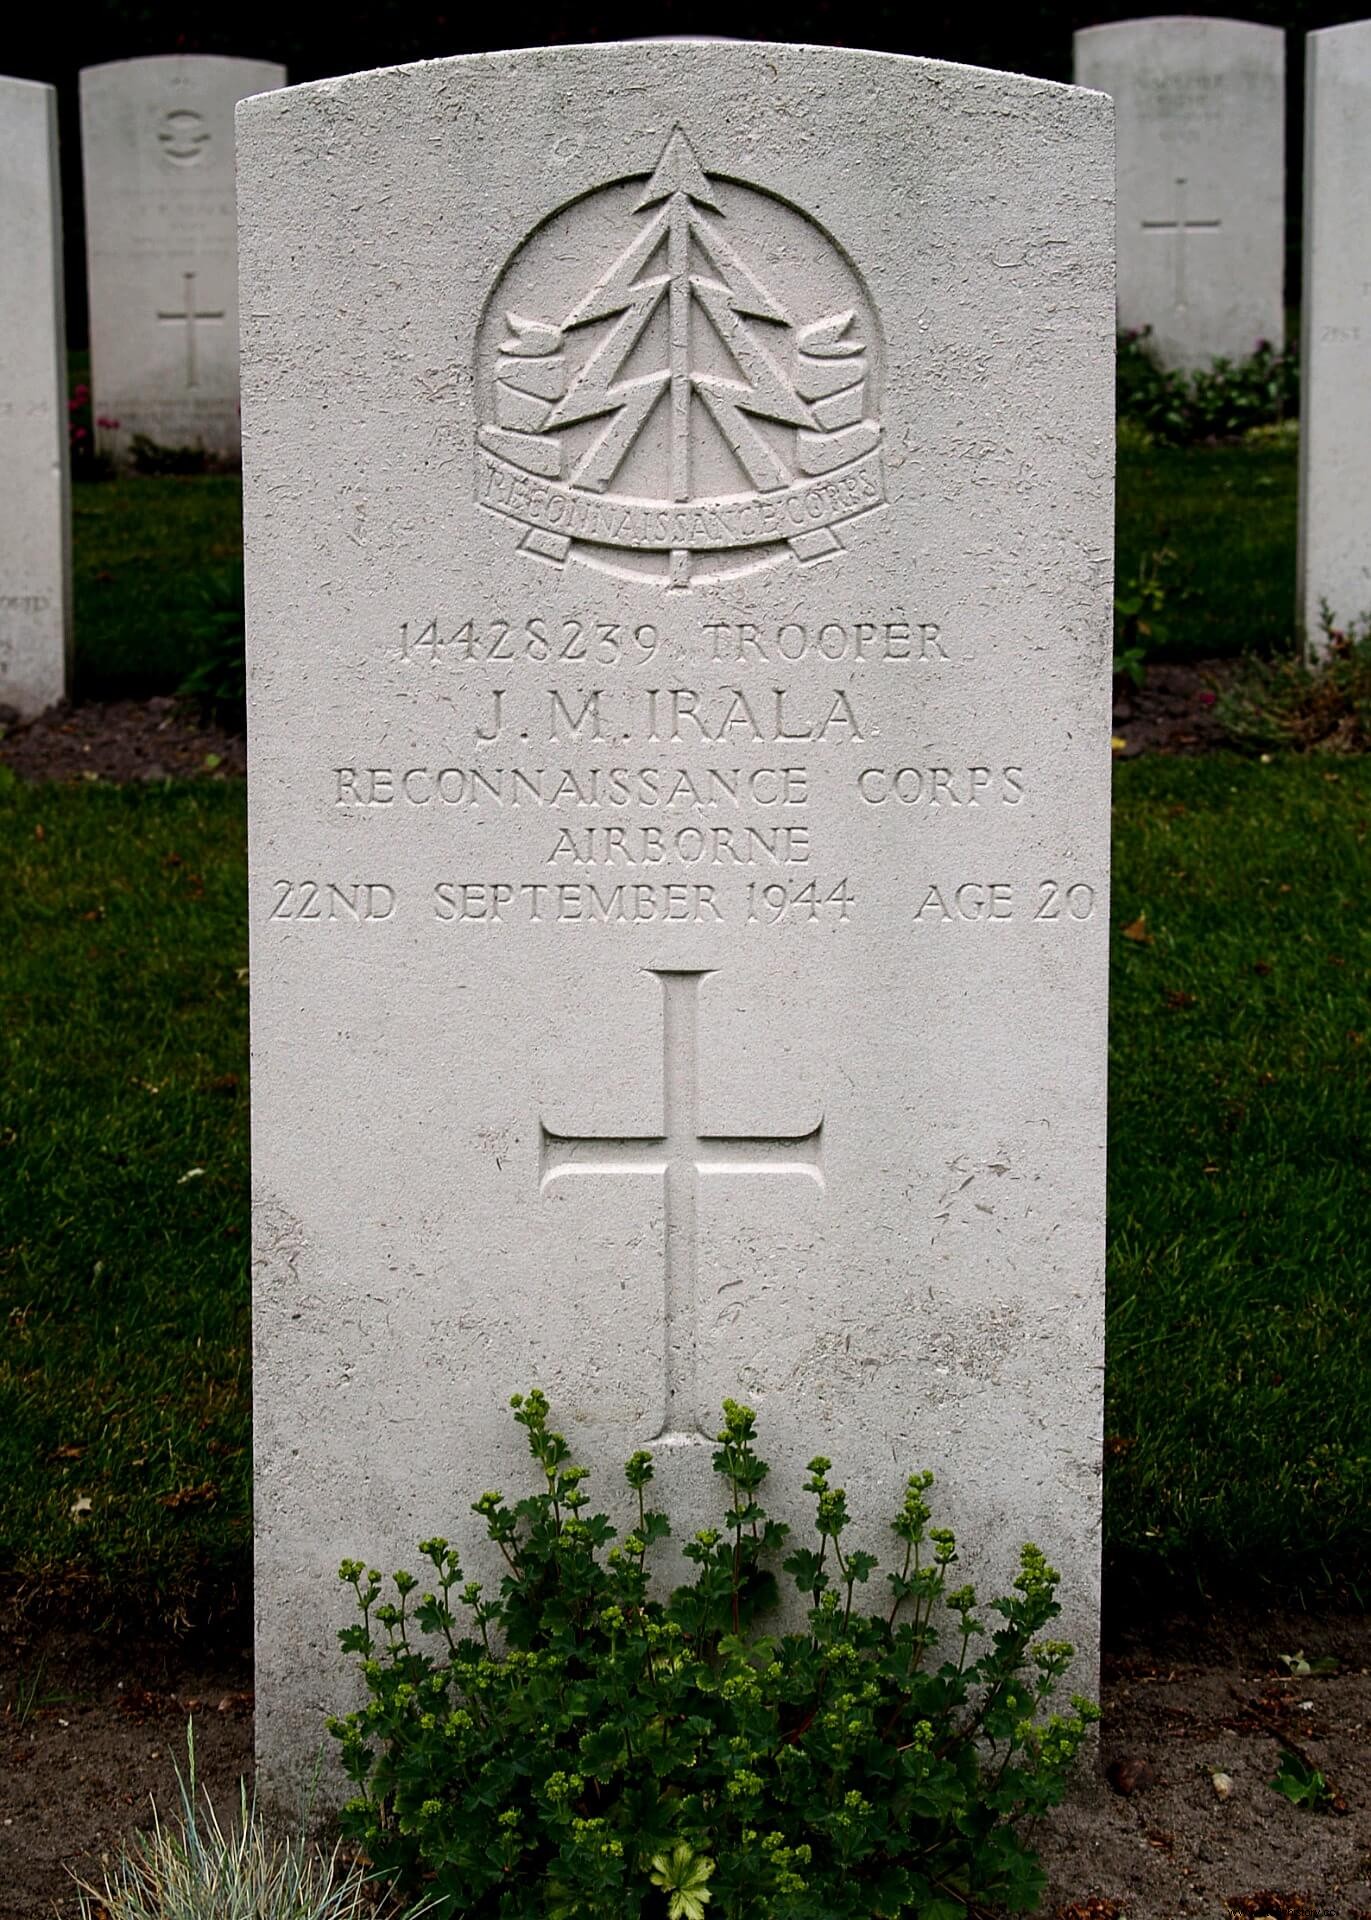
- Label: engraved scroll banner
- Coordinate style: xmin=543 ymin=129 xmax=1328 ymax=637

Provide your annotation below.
xmin=479 ymin=447 xmax=885 ymax=563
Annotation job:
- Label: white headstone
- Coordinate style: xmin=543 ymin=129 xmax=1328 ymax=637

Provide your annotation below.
xmin=240 ymin=42 xmax=1114 ymax=1800
xmin=1298 ymin=20 xmax=1371 ymax=655
xmin=1074 ymin=17 xmax=1284 ymax=369
xmin=0 ymin=77 xmax=70 ymax=717
xmin=79 ymin=54 xmax=284 ymax=465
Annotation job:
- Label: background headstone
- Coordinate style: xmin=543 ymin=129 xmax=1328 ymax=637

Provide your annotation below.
xmin=1074 ymin=17 xmax=1284 ymax=369
xmin=80 ymin=54 xmax=284 ymax=466
xmin=240 ymin=42 xmax=1114 ymax=1800
xmin=0 ymin=76 xmax=70 ymax=717
xmin=1297 ymin=20 xmax=1371 ymax=655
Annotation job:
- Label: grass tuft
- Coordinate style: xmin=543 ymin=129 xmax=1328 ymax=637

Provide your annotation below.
xmin=75 ymin=1721 xmax=394 ymax=1919
xmin=1218 ymin=614 xmax=1371 ymax=754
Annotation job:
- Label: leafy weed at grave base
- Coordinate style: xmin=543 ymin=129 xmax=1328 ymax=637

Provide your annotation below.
xmin=333 ymin=1392 xmax=1096 ymax=1920
xmin=1217 ymin=607 xmax=1371 ymax=754
xmin=1267 ymin=1747 xmax=1338 ymax=1814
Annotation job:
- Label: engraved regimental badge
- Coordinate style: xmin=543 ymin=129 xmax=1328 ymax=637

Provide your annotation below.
xmin=476 ymin=128 xmax=885 ymax=589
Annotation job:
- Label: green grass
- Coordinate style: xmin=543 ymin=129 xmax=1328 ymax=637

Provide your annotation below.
xmin=1117 ymin=440 xmax=1297 ymax=661
xmin=72 ymin=477 xmax=244 ymax=702
xmin=1107 ymin=756 xmax=1371 ymax=1601
xmin=0 ymin=759 xmax=1367 ymax=1621
xmin=0 ymin=777 xmax=249 ymax=1621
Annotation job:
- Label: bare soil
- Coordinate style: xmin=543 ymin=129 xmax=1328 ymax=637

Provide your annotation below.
xmin=1039 ymin=1609 xmax=1371 ymax=1920
xmin=1 ymin=1610 xmax=253 ymax=1918
xmin=1110 ymin=659 xmax=1241 ymax=759
xmin=3 ymin=1606 xmax=1367 ymax=1918
xmin=0 ymin=698 xmax=245 ymax=785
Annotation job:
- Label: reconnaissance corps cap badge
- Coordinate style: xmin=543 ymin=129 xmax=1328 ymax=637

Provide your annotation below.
xmin=475 ymin=127 xmax=886 ymax=590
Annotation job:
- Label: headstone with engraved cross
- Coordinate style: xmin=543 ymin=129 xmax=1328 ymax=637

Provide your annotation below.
xmin=1298 ymin=21 xmax=1371 ymax=657
xmin=240 ymin=43 xmax=1114 ymax=1803
xmin=79 ymin=54 xmax=284 ymax=465
xmin=1075 ymin=17 xmax=1284 ymax=370
xmin=0 ymin=76 xmax=71 ymax=716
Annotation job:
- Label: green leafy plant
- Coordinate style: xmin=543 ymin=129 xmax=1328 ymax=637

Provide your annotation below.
xmin=1216 ymin=603 xmax=1371 ymax=753
xmin=1276 ymin=1650 xmax=1339 ymax=1678
xmin=650 ymin=1842 xmax=715 ymax=1920
xmin=177 ymin=563 xmax=247 ymax=732
xmin=1114 ymin=547 xmax=1181 ymax=687
xmin=331 ymin=1392 xmax=1096 ymax=1919
xmin=74 ymin=1718 xmax=392 ymax=1919
xmin=1117 ymin=329 xmax=1298 ymax=446
xmin=1268 ymin=1747 xmax=1335 ymax=1813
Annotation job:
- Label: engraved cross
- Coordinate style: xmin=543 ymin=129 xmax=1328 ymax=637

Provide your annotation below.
xmin=1140 ymin=176 xmax=1221 ymax=311
xmin=540 ymin=969 xmax=823 ymax=1443
xmin=156 ymin=271 xmax=225 ymax=389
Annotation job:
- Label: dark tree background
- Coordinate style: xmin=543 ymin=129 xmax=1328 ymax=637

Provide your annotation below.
xmin=10 ymin=0 xmax=1367 ymax=341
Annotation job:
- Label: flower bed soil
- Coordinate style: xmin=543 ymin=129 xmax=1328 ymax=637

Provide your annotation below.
xmin=3 ymin=1604 xmax=1368 ymax=1919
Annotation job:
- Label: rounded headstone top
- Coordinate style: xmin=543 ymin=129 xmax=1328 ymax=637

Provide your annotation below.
xmin=79 ymin=53 xmax=286 ymax=79
xmin=78 ymin=53 xmax=287 ymax=106
xmin=1073 ymin=17 xmax=1285 ymax=48
xmin=1307 ymin=17 xmax=1371 ymax=46
xmin=239 ymin=39 xmax=1098 ymax=118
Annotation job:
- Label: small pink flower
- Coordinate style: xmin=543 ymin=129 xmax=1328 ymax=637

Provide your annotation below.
xmin=1198 ymin=690 xmax=1216 ymax=708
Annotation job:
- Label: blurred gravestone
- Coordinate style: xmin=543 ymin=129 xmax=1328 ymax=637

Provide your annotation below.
xmin=238 ymin=41 xmax=1115 ymax=1801
xmin=1298 ymin=20 xmax=1371 ymax=655
xmin=0 ymin=76 xmax=70 ymax=716
xmin=1075 ymin=17 xmax=1284 ymax=369
xmin=79 ymin=54 xmax=284 ymax=466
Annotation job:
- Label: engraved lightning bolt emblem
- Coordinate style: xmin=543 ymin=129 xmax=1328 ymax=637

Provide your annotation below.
xmin=477 ymin=127 xmax=886 ymax=588
xmin=546 ymin=129 xmax=814 ymax=509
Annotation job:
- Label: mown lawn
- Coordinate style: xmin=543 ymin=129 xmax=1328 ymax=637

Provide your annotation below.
xmin=0 ymin=779 xmax=249 ymax=1621
xmin=1107 ymin=756 xmax=1370 ymax=1600
xmin=0 ymin=758 xmax=1366 ymax=1622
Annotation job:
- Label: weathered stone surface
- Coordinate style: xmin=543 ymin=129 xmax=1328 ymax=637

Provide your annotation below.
xmin=79 ymin=54 xmax=284 ymax=464
xmin=1075 ymin=17 xmax=1284 ymax=369
xmin=240 ymin=42 xmax=1114 ymax=1801
xmin=1298 ymin=20 xmax=1371 ymax=654
xmin=0 ymin=77 xmax=69 ymax=718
